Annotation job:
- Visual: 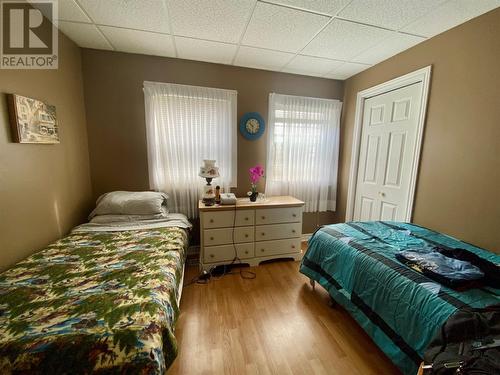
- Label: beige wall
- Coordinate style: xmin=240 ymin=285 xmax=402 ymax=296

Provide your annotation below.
xmin=81 ymin=51 xmax=343 ymax=234
xmin=339 ymin=8 xmax=500 ymax=252
xmin=0 ymin=33 xmax=93 ymax=271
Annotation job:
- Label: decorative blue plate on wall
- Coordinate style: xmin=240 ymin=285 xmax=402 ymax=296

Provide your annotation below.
xmin=239 ymin=112 xmax=265 ymax=140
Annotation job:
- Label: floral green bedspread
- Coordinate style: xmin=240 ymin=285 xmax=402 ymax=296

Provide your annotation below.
xmin=0 ymin=226 xmax=188 ymax=374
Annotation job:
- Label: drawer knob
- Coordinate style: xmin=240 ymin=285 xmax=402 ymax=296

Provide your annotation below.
xmin=292 ymin=214 xmax=297 ymax=217
xmin=260 ymin=249 xmax=264 ymax=252
xmin=245 ymin=250 xmax=249 ymax=254
xmin=245 ymin=234 xmax=249 ymax=238
xmin=245 ymin=217 xmax=249 ymax=221
xmin=210 ymin=254 xmax=214 ymax=258
xmin=261 ymin=216 xmax=266 ymax=220
xmin=210 ymin=219 xmax=214 ymax=223
xmin=210 ymin=236 xmax=214 ymax=240
xmin=261 ymin=232 xmax=265 ymax=236
xmin=292 ymin=229 xmax=296 ymax=233
xmin=291 ymin=245 xmax=296 ymax=249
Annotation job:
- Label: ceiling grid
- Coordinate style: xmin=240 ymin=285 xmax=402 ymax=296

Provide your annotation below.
xmin=32 ymin=0 xmax=500 ymax=79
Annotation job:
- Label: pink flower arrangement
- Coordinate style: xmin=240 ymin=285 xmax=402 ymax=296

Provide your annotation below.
xmin=249 ymin=164 xmax=264 ymax=190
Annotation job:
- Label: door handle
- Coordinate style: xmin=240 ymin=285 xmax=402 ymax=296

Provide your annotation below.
xmin=379 ymin=191 xmax=386 ymax=197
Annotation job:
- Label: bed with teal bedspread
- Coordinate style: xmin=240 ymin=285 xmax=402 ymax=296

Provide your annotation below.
xmin=0 ymin=225 xmax=188 ymax=374
xmin=300 ymin=221 xmax=500 ymax=375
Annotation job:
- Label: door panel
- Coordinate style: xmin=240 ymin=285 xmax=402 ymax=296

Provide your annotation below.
xmin=380 ymin=202 xmax=397 ymax=221
xmin=369 ymin=104 xmax=385 ymax=126
xmin=363 ymin=135 xmax=380 ymax=183
xmin=391 ymin=97 xmax=412 ymax=122
xmin=353 ymin=82 xmax=423 ymax=222
xmin=384 ymin=131 xmax=406 ymax=188
xmin=360 ymin=196 xmax=375 ymax=221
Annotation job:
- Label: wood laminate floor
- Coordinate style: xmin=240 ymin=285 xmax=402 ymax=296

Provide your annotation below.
xmin=168 ymin=260 xmax=402 ymax=375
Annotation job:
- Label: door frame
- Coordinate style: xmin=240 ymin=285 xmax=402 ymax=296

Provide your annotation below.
xmin=345 ymin=65 xmax=432 ymax=222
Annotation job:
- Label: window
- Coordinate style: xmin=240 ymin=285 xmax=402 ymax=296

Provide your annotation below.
xmin=265 ymin=93 xmax=342 ymax=212
xmin=144 ymin=81 xmax=237 ymax=218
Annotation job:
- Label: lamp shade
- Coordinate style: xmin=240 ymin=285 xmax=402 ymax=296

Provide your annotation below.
xmin=199 ymin=159 xmax=220 ymax=178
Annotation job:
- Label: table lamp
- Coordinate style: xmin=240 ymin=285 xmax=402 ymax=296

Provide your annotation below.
xmin=199 ymin=160 xmax=219 ymax=206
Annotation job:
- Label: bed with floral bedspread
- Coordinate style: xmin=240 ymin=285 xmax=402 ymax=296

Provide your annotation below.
xmin=0 ymin=224 xmax=189 ymax=374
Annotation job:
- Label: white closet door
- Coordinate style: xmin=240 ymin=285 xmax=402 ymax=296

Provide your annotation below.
xmin=353 ymin=82 xmax=423 ymax=221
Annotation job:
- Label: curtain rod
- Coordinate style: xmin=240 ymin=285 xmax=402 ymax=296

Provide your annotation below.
xmin=143 ymin=81 xmax=238 ymax=95
xmin=270 ymin=92 xmax=341 ymax=103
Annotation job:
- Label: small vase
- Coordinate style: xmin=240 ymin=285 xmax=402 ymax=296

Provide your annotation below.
xmin=249 ymin=191 xmax=258 ymax=202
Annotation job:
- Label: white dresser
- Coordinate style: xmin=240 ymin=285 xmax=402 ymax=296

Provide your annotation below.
xmin=199 ymin=196 xmax=304 ymax=271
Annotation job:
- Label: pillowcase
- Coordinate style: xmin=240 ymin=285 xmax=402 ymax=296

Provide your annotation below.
xmin=90 ymin=211 xmax=168 ymax=224
xmin=89 ymin=191 xmax=169 ymax=220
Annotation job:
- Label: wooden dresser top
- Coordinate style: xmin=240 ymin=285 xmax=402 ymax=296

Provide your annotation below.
xmin=198 ymin=195 xmax=304 ymax=212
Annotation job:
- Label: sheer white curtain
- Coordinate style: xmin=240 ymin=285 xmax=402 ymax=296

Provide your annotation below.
xmin=265 ymin=93 xmax=342 ymax=213
xmin=144 ymin=81 xmax=237 ymax=218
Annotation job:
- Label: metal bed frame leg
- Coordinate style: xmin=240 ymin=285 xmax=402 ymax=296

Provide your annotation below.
xmin=329 ymin=296 xmax=337 ymax=308
xmin=309 ymin=278 xmax=337 ymax=308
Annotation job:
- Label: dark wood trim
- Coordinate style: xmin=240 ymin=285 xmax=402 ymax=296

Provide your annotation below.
xmin=6 ymin=93 xmax=21 ymax=143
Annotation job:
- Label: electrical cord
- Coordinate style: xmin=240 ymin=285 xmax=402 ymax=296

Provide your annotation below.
xmin=204 ymin=199 xmax=256 ymax=280
xmin=183 ymin=272 xmax=209 ymax=287
xmin=184 ymin=197 xmax=256 ymax=287
xmin=211 ymin=199 xmax=256 ymax=280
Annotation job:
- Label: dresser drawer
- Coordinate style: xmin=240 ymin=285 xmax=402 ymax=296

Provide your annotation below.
xmin=204 ymin=226 xmax=254 ymax=246
xmin=234 ymin=226 xmax=255 ymax=243
xmin=204 ymin=242 xmax=254 ymax=263
xmin=255 ymin=222 xmax=301 ymax=241
xmin=255 ymin=206 xmax=302 ymax=225
xmin=235 ymin=210 xmax=255 ymax=226
xmin=202 ymin=209 xmax=254 ymax=228
xmin=255 ymin=238 xmax=301 ymax=257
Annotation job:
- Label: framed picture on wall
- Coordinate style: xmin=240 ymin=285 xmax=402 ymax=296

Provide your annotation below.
xmin=7 ymin=94 xmax=59 ymax=144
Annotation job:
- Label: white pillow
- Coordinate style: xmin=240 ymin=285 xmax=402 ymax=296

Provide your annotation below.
xmin=89 ymin=191 xmax=169 ymax=220
xmin=90 ymin=212 xmax=168 ymax=224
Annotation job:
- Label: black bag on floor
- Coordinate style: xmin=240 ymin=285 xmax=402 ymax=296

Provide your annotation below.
xmin=423 ymin=305 xmax=500 ymax=375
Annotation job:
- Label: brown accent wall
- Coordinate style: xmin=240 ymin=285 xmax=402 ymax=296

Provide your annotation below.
xmin=81 ymin=51 xmax=344 ymax=234
xmin=339 ymin=8 xmax=500 ymax=252
xmin=0 ymin=33 xmax=93 ymax=271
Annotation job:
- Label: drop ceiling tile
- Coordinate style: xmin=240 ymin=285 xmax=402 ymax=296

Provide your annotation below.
xmin=283 ymin=55 xmax=344 ymax=76
xmin=234 ymin=46 xmax=294 ymax=71
xmin=303 ymin=19 xmax=392 ymax=60
xmin=100 ymin=26 xmax=175 ymax=58
xmin=265 ymin=0 xmax=351 ymax=16
xmin=58 ymin=21 xmax=113 ymax=50
xmin=339 ymin=0 xmax=447 ymax=30
xmin=324 ymin=62 xmax=371 ymax=80
xmin=242 ymin=2 xmax=330 ymax=53
xmin=352 ymin=32 xmax=425 ymax=64
xmin=27 ymin=1 xmax=53 ymax=20
xmin=167 ymin=0 xmax=256 ymax=43
xmin=57 ymin=0 xmax=91 ymax=22
xmin=402 ymin=0 xmax=500 ymax=37
xmin=175 ymin=37 xmax=237 ymax=65
xmin=78 ymin=0 xmax=170 ymax=33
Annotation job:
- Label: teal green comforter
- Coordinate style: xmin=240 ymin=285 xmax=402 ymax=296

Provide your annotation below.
xmin=300 ymin=221 xmax=500 ymax=375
